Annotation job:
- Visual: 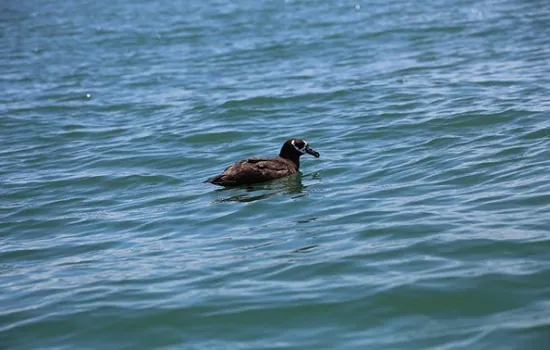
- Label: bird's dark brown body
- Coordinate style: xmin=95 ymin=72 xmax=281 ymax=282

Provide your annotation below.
xmin=206 ymin=139 xmax=319 ymax=187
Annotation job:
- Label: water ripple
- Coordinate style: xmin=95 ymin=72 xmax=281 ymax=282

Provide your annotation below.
xmin=2 ymin=0 xmax=550 ymax=349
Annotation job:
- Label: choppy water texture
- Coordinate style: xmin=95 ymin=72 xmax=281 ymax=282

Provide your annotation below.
xmin=2 ymin=0 xmax=550 ymax=348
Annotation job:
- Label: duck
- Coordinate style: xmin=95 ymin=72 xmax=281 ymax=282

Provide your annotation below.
xmin=206 ymin=139 xmax=320 ymax=186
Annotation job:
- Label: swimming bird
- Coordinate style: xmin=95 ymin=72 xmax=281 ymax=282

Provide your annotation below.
xmin=206 ymin=139 xmax=320 ymax=186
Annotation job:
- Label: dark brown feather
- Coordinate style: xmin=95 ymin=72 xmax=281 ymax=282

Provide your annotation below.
xmin=207 ymin=157 xmax=297 ymax=186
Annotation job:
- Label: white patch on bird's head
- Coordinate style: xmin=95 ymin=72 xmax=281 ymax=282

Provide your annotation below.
xmin=291 ymin=139 xmax=308 ymax=154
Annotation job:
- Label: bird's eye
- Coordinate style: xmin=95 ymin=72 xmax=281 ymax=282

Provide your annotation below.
xmin=291 ymin=140 xmax=307 ymax=154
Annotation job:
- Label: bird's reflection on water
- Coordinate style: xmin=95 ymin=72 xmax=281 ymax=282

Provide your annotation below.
xmin=213 ymin=173 xmax=310 ymax=203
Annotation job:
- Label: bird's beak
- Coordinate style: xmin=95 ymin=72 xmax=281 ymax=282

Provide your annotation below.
xmin=305 ymin=145 xmax=320 ymax=158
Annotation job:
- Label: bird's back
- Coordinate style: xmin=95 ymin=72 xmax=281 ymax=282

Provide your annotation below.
xmin=206 ymin=157 xmax=297 ymax=186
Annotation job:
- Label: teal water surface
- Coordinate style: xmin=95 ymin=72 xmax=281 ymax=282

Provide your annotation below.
xmin=2 ymin=0 xmax=550 ymax=349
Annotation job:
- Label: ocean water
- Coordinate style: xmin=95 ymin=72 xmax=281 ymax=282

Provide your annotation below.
xmin=1 ymin=0 xmax=550 ymax=348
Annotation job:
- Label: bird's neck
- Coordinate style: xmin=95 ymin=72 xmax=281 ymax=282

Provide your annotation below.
xmin=279 ymin=151 xmax=300 ymax=170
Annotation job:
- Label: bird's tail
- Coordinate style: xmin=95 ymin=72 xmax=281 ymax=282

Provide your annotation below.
xmin=204 ymin=175 xmax=222 ymax=184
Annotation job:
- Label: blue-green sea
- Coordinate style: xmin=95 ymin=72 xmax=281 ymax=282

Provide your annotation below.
xmin=2 ymin=0 xmax=550 ymax=348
